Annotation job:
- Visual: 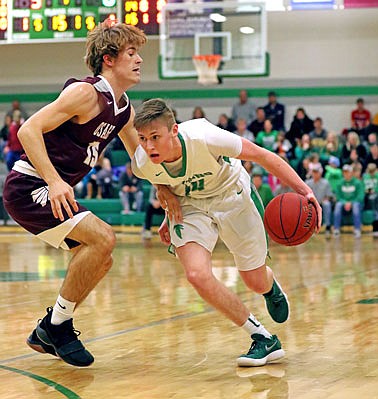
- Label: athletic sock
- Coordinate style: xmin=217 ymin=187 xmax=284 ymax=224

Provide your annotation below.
xmin=51 ymin=295 xmax=76 ymax=325
xmin=242 ymin=313 xmax=272 ymax=339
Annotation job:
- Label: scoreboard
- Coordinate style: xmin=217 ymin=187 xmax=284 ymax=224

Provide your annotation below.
xmin=0 ymin=0 xmax=166 ymax=43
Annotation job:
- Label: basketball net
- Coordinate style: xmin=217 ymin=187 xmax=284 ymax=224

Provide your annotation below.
xmin=192 ymin=54 xmax=222 ymax=86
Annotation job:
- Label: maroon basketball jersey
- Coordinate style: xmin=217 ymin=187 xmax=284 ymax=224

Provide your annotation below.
xmin=20 ymin=75 xmax=132 ymax=186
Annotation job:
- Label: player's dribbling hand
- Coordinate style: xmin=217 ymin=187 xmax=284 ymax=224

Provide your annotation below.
xmin=305 ymin=192 xmax=322 ymax=233
xmin=48 ymin=180 xmax=79 ymax=221
xmin=158 ymin=219 xmax=171 ymax=246
xmin=155 ymin=185 xmax=183 ymax=223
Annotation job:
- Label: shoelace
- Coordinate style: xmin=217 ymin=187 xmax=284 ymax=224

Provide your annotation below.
xmin=248 ymin=338 xmax=264 ymax=353
xmin=272 ymin=295 xmax=284 ymax=304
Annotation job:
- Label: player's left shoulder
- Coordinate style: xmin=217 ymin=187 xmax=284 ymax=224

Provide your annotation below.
xmin=179 ymin=118 xmax=217 ymax=140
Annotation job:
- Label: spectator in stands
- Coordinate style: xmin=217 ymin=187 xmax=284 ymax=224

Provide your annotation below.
xmin=6 ymin=99 xmax=28 ymax=123
xmin=296 ymin=152 xmax=319 ymax=182
xmin=286 ymin=107 xmax=314 ymax=147
xmin=340 ymin=131 xmax=367 ymax=169
xmin=325 ymin=155 xmax=343 ymax=195
xmin=369 ymin=112 xmax=378 ymax=137
xmin=320 ymin=131 xmax=343 ymax=164
xmin=272 ymin=131 xmax=293 ymax=160
xmin=365 ymin=132 xmax=377 ymax=148
xmin=4 ymin=110 xmax=23 ymax=171
xmin=248 ymin=107 xmax=266 ymax=137
xmin=192 ymin=106 xmax=206 ymax=119
xmin=352 ymin=161 xmax=363 ymax=180
xmin=263 ymin=91 xmax=285 ymax=132
xmin=365 ymin=141 xmax=378 ymax=169
xmin=255 ymin=119 xmax=278 ymax=151
xmin=234 ymin=118 xmax=254 ymax=142
xmin=142 ymin=185 xmax=165 ymax=239
xmin=119 ymin=162 xmax=144 ymax=214
xmin=0 ymin=115 xmax=12 ymax=161
xmin=242 ymin=160 xmax=254 ymax=176
xmin=96 ymin=157 xmax=114 ymax=199
xmin=333 ymin=164 xmax=365 ymax=238
xmin=251 ymin=166 xmax=274 ymax=207
xmin=107 ymin=135 xmax=125 ymax=151
xmin=274 ymin=179 xmax=293 ymax=196
xmin=362 ymin=163 xmax=378 ymax=237
xmin=217 ymin=113 xmax=236 ymax=132
xmin=84 ymin=160 xmax=103 ymax=199
xmin=294 ymin=134 xmax=312 ymax=164
xmin=351 ymin=98 xmax=371 ymax=137
xmin=309 ymin=117 xmax=328 ymax=154
xmin=172 ymin=108 xmax=182 ymax=124
xmin=231 ymin=89 xmax=255 ymax=126
xmin=305 ymin=163 xmax=334 ymax=236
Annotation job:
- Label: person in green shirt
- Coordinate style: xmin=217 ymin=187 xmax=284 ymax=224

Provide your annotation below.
xmin=320 ymin=131 xmax=343 ymax=163
xmin=255 ymin=119 xmax=279 ymax=152
xmin=363 ymin=163 xmax=378 ymax=236
xmin=333 ymin=164 xmax=365 ymax=238
xmin=251 ymin=166 xmax=274 ymax=207
xmin=325 ymin=155 xmax=343 ymax=194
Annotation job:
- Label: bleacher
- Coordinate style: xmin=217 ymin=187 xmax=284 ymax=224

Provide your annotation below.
xmin=77 ymin=198 xmax=164 ymax=226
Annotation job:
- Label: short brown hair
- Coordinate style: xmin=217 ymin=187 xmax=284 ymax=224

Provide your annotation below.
xmin=134 ymin=99 xmax=176 ymax=131
xmin=85 ymin=20 xmax=147 ymax=76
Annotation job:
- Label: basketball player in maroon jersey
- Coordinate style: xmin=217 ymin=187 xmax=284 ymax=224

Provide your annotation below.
xmin=3 ymin=21 xmax=149 ymax=367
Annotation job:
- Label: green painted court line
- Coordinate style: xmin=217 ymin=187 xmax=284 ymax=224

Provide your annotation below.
xmin=0 ymin=364 xmax=81 ymax=399
xmin=357 ymin=297 xmax=378 ymax=304
xmin=1 ymin=85 xmax=378 ymax=103
xmin=0 ymin=270 xmax=67 ymax=282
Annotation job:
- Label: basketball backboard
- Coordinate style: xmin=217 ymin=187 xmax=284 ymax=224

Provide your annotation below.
xmin=159 ymin=1 xmax=268 ymax=80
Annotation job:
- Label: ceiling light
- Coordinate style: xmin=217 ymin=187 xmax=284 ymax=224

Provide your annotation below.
xmin=240 ymin=26 xmax=255 ymax=34
xmin=209 ymin=13 xmax=227 ymax=23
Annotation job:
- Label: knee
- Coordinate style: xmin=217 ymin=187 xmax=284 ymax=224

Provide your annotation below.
xmin=185 ymin=268 xmax=212 ymax=290
xmin=245 ymin=279 xmax=270 ymax=294
xmin=241 ymin=267 xmax=272 ymax=294
xmin=97 ymin=225 xmax=116 ymax=255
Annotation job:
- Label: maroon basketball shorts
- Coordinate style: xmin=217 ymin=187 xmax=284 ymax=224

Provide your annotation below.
xmin=3 ymin=171 xmax=90 ymax=250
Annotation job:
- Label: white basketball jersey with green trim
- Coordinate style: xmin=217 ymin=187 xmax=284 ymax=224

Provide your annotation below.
xmin=132 ymin=119 xmax=247 ymax=198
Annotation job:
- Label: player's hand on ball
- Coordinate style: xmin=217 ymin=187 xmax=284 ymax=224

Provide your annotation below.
xmin=305 ymin=192 xmax=322 ymax=233
xmin=158 ymin=219 xmax=171 ymax=246
xmin=156 ymin=185 xmax=183 ymax=223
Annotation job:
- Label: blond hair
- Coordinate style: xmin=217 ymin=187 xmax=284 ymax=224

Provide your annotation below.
xmin=85 ymin=20 xmax=147 ymax=75
xmin=134 ymin=99 xmax=176 ymax=131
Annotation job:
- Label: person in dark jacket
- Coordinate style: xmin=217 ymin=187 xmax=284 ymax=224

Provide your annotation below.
xmin=286 ymin=107 xmax=314 ymax=147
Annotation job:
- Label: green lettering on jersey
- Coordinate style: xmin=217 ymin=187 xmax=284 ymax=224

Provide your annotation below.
xmin=185 ymin=178 xmax=205 ymax=196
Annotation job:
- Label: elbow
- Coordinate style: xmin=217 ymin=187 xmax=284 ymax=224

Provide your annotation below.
xmin=17 ymin=126 xmax=27 ymax=143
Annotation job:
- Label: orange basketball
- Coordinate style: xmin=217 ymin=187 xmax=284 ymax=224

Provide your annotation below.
xmin=263 ymin=193 xmax=317 ymax=246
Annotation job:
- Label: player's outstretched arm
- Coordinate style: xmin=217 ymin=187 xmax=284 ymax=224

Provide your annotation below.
xmin=237 ymin=138 xmax=322 ymax=231
xmin=118 ymin=106 xmax=140 ymax=158
xmin=17 ymin=83 xmax=96 ymax=220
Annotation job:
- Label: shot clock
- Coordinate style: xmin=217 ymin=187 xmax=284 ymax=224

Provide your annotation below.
xmin=0 ymin=0 xmax=166 ymax=43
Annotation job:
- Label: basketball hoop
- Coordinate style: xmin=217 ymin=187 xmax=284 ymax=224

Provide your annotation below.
xmin=192 ymin=54 xmax=222 ymax=86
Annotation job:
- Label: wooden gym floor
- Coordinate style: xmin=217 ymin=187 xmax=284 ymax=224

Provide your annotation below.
xmin=0 ymin=226 xmax=377 ymax=399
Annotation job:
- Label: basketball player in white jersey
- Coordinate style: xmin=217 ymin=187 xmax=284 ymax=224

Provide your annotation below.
xmin=132 ymin=98 xmax=322 ymax=366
